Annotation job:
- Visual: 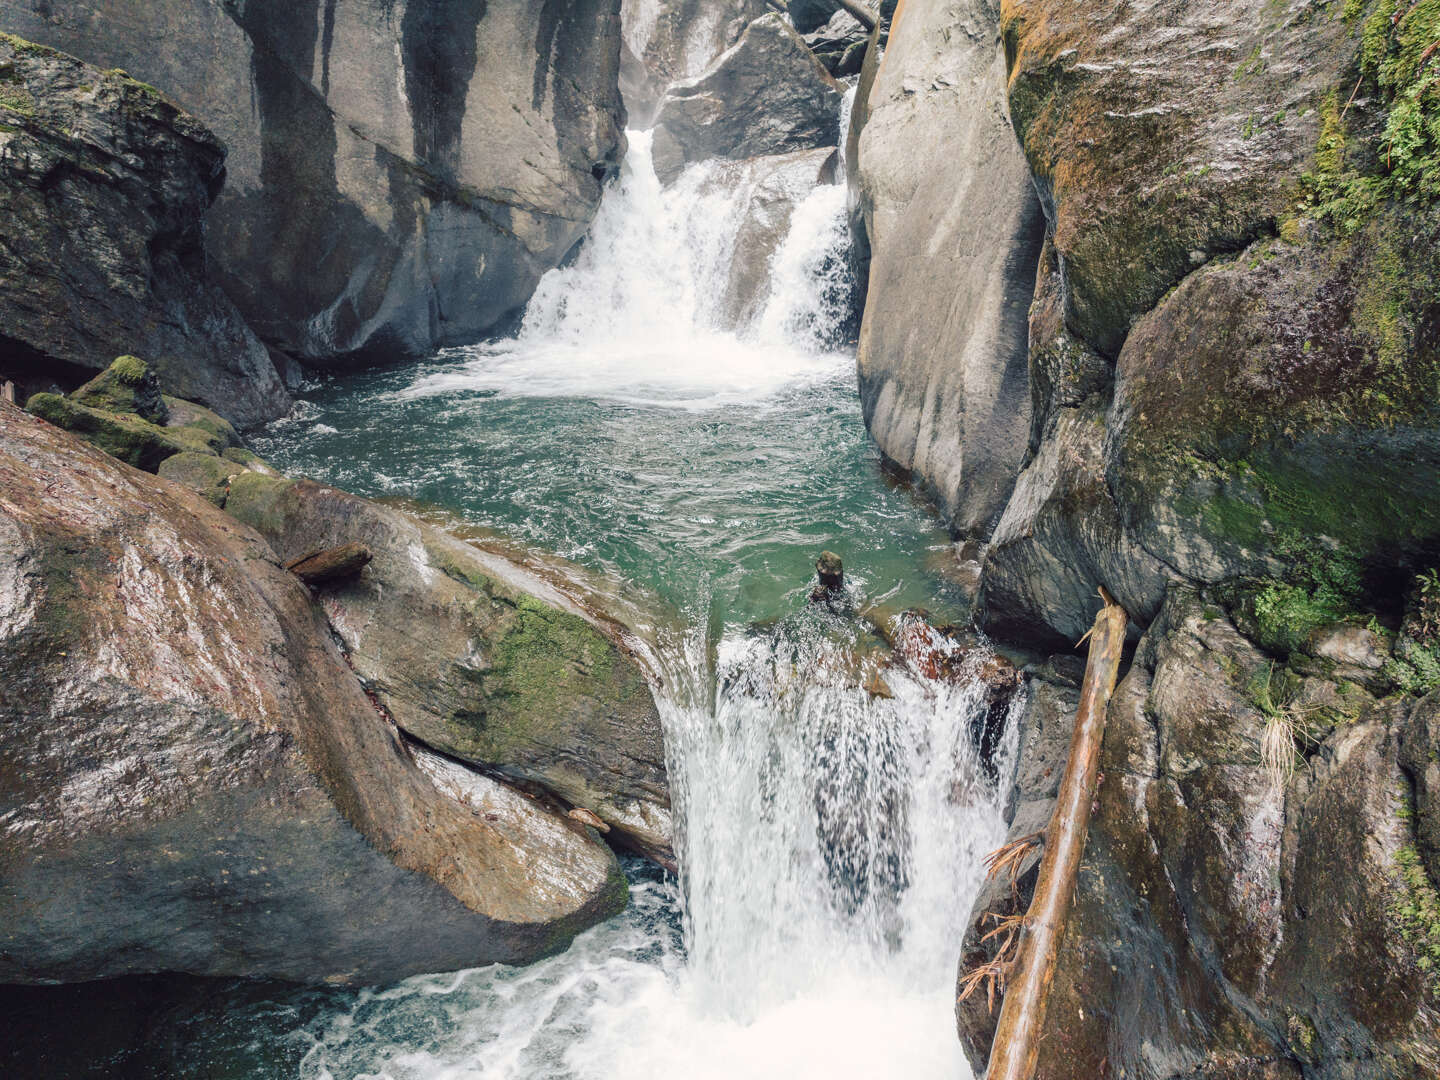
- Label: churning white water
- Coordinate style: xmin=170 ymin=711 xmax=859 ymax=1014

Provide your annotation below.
xmin=400 ymin=130 xmax=852 ymax=410
xmin=291 ymin=98 xmax=1012 ymax=1080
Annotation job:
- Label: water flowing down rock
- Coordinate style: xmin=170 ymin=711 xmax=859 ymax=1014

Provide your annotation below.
xmin=651 ymin=13 xmax=844 ymax=185
xmin=220 ymin=473 xmax=673 ymax=866
xmin=0 ymin=400 xmax=627 ymax=986
xmin=0 ymin=36 xmax=288 ymax=426
xmin=851 ymin=0 xmax=1045 ymax=535
xmin=0 ymin=0 xmax=627 ymax=366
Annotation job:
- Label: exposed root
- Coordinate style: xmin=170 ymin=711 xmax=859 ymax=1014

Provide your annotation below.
xmin=984 ymin=832 xmax=1044 ymax=885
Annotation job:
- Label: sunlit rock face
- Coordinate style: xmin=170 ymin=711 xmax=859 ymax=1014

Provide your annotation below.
xmin=0 ymin=400 xmax=626 ymax=986
xmin=0 ymin=0 xmax=627 ymax=366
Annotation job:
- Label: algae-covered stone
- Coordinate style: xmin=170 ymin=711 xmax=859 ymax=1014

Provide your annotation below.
xmin=223 ymin=474 xmax=673 ymax=865
xmin=27 ymin=387 xmax=240 ymax=473
xmin=70 ymin=356 xmax=168 ymax=424
xmin=156 ymin=451 xmax=242 ymax=507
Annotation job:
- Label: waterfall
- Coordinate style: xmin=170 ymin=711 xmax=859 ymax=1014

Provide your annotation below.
xmin=288 ymin=93 xmax=1012 ymax=1080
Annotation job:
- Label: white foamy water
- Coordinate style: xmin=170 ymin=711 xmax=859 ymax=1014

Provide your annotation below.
xmin=398 ymin=130 xmax=853 ymax=410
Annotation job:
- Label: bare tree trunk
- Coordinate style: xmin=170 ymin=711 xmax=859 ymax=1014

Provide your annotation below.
xmin=983 ymin=590 xmax=1128 ymax=1080
xmin=833 ymin=0 xmax=879 ymax=31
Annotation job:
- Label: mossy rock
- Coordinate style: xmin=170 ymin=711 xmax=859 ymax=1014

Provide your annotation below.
xmin=222 ymin=472 xmax=301 ymax=536
xmin=71 ymin=356 xmax=168 ymax=424
xmin=221 ymin=446 xmax=278 ymax=475
xmin=26 ymin=388 xmax=239 ymax=473
xmin=160 ymin=397 xmax=239 ymax=453
xmin=157 ymin=452 xmax=243 ymax=507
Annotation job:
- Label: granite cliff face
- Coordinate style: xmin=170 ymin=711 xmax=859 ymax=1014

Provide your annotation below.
xmin=0 ymin=0 xmax=627 ymax=366
xmin=0 ymin=35 xmax=287 ymax=426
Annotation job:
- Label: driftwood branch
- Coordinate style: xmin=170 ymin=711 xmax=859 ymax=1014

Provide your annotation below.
xmin=982 ymin=588 xmax=1128 ymax=1080
xmin=833 ymin=0 xmax=879 ymax=31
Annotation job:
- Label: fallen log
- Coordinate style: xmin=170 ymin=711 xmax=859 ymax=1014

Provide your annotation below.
xmin=977 ymin=588 xmax=1128 ymax=1080
xmin=286 ymin=542 xmax=373 ymax=587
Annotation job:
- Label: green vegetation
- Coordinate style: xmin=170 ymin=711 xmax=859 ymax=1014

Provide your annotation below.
xmin=109 ymin=354 xmax=148 ymax=385
xmin=1242 ymin=533 xmax=1363 ymax=656
xmin=1392 ymin=841 xmax=1440 ymax=991
xmin=1304 ymin=0 xmax=1440 ymax=229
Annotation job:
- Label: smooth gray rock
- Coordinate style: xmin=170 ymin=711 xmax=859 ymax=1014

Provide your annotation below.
xmin=0 ymin=401 xmax=626 ymax=986
xmin=0 ymin=0 xmax=627 ymax=367
xmin=620 ymin=0 xmax=769 ymax=125
xmin=852 ymin=0 xmax=1044 ymax=535
xmin=0 ymin=37 xmax=288 ymax=426
xmin=651 ymin=13 xmax=843 ymax=185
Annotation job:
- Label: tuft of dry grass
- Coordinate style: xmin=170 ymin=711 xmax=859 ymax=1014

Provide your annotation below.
xmin=984 ymin=831 xmax=1044 ymax=885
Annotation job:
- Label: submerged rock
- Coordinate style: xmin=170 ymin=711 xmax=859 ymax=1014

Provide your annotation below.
xmin=0 ymin=35 xmax=287 ymax=425
xmin=652 ymin=13 xmax=843 ymax=185
xmin=0 ymin=400 xmax=626 ymax=986
xmin=5 ymin=1 xmax=627 ymax=366
xmin=221 ymin=474 xmax=673 ymax=867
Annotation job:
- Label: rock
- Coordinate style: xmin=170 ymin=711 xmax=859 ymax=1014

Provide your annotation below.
xmin=851 ymin=0 xmax=1045 ymax=535
xmin=960 ymin=590 xmax=1440 ymax=1077
xmin=816 ymin=550 xmax=844 ymax=590
xmin=286 ymin=543 xmax=373 ymax=587
xmin=5 ymin=1 xmax=627 ymax=366
xmin=0 ymin=400 xmax=626 ymax=986
xmin=703 ymin=147 xmax=840 ymax=330
xmin=0 ymin=35 xmax=288 ymax=426
xmin=621 ymin=0 xmax=770 ymax=125
xmin=25 ymin=391 xmax=239 ymax=473
xmin=1309 ymin=624 xmax=1390 ymax=672
xmin=804 ymin=10 xmax=867 ymax=76
xmin=786 ymin=0 xmax=843 ymax=34
xmin=221 ymin=473 xmax=673 ymax=865
xmin=568 ymin=807 xmax=610 ymax=833
xmin=156 ymin=451 xmax=243 ymax=508
xmin=651 ymin=14 xmax=843 ymax=185
xmin=70 ymin=357 xmax=168 ymax=425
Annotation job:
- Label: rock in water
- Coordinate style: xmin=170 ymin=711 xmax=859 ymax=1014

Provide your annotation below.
xmin=0 ymin=36 xmax=288 ymax=426
xmin=0 ymin=401 xmax=626 ymax=985
xmin=222 ymin=474 xmax=674 ymax=867
xmin=816 ymin=550 xmax=844 ymax=591
xmin=851 ymin=0 xmax=1044 ymax=535
xmin=3 ymin=1 xmax=626 ymax=366
xmin=651 ymin=13 xmax=843 ymax=185
xmin=286 ymin=543 xmax=373 ymax=587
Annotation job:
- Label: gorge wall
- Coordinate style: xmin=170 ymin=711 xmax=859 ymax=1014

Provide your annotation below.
xmin=0 ymin=0 xmax=627 ymax=368
xmin=849 ymin=0 xmax=1440 ymax=1075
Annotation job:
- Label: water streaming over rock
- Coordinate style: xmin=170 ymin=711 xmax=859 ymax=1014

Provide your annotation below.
xmin=245 ymin=108 xmax=1014 ymax=1080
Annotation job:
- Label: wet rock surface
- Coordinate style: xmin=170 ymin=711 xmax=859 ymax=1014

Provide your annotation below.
xmin=620 ymin=0 xmax=769 ymax=125
xmin=652 ymin=13 xmax=843 ymax=185
xmin=0 ymin=36 xmax=287 ymax=426
xmin=960 ymin=591 xmax=1440 ymax=1078
xmin=219 ymin=473 xmax=673 ymax=866
xmin=2 ymin=0 xmax=627 ymax=366
xmin=0 ymin=400 xmax=627 ymax=986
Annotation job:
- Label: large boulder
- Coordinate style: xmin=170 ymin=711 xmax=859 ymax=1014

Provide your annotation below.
xmin=218 ymin=473 xmax=673 ymax=866
xmin=651 ymin=13 xmax=843 ymax=185
xmin=0 ymin=35 xmax=288 ymax=426
xmin=961 ymin=591 xmax=1440 ymax=1077
xmin=620 ymin=0 xmax=769 ymax=125
xmin=851 ymin=0 xmax=1045 ymax=535
xmin=0 ymin=400 xmax=626 ymax=986
xmin=0 ymin=0 xmax=627 ymax=366
xmin=973 ymin=0 xmax=1440 ymax=642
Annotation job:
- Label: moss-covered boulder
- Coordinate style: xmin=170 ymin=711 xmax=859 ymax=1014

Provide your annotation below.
xmin=156 ymin=451 xmax=243 ymax=507
xmin=26 ymin=386 xmax=239 ymax=473
xmin=70 ymin=356 xmax=168 ymax=424
xmin=223 ymin=473 xmax=673 ymax=866
xmin=962 ymin=590 xmax=1440 ymax=1077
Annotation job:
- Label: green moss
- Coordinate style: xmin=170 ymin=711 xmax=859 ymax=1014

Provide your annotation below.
xmin=0 ymin=33 xmax=59 ymax=57
xmin=1232 ymin=533 xmax=1363 ymax=657
xmin=0 ymin=82 xmax=33 ymax=117
xmin=108 ymin=354 xmax=148 ymax=385
xmin=1391 ymin=842 xmax=1440 ymax=994
xmin=156 ymin=451 xmax=242 ymax=508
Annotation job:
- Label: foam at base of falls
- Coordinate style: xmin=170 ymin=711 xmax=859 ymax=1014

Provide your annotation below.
xmin=396 ymin=129 xmax=854 ymax=411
